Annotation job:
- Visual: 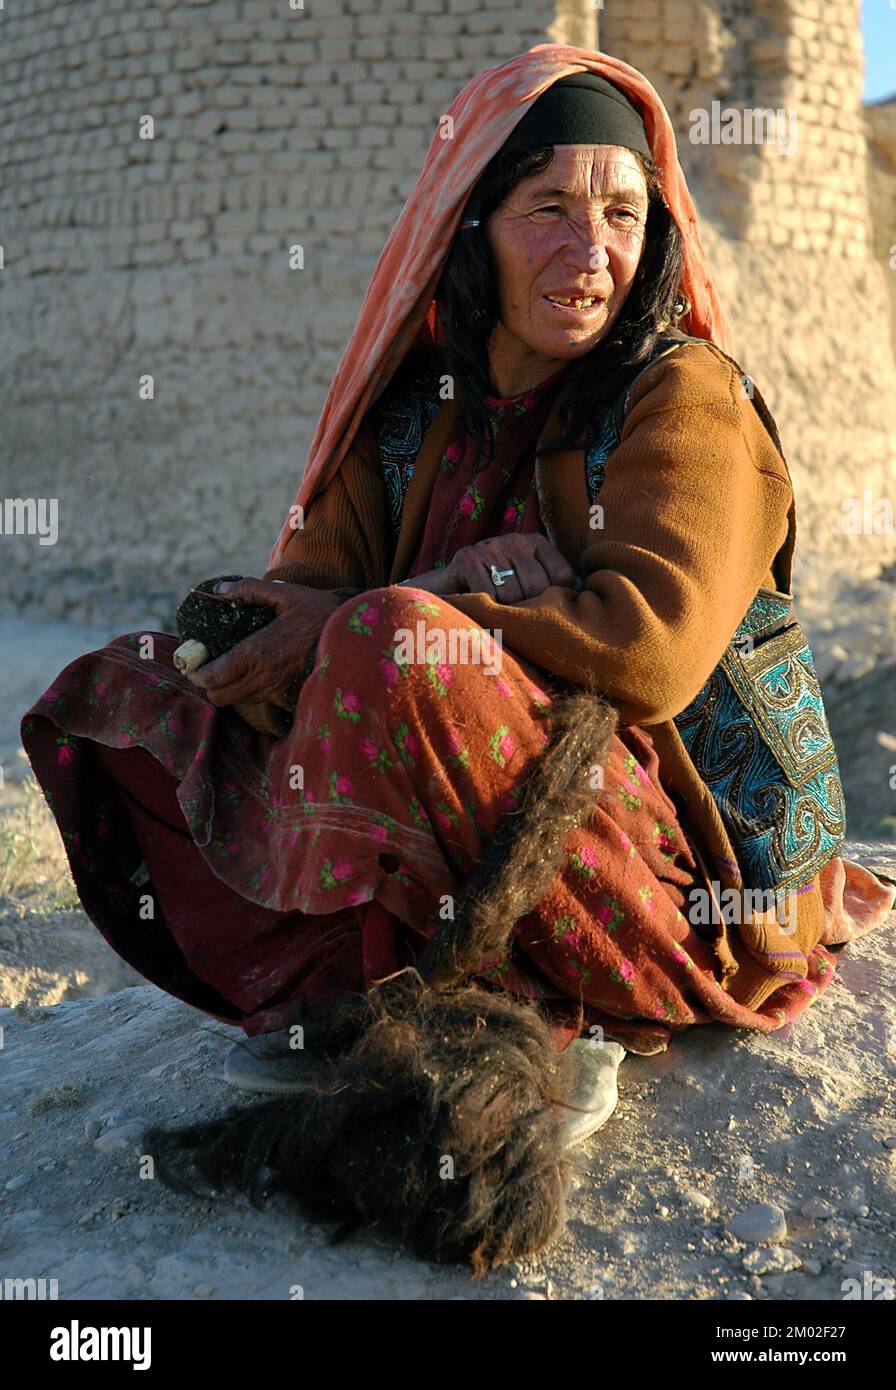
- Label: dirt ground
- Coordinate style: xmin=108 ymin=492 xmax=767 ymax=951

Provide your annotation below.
xmin=2 ymin=884 xmax=893 ymax=1300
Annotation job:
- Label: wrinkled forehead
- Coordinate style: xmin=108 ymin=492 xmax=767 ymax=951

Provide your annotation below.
xmin=513 ymin=145 xmax=649 ymax=200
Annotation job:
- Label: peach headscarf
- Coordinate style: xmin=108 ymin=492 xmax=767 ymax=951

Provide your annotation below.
xmin=269 ymin=42 xmax=733 ymax=569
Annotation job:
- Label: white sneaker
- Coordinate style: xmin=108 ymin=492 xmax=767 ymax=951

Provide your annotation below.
xmin=560 ymin=1038 xmax=625 ymax=1148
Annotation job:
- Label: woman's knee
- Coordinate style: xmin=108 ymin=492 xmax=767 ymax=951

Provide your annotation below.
xmin=317 ymin=585 xmax=453 ymax=658
xmin=315 ymin=584 xmax=506 ymax=692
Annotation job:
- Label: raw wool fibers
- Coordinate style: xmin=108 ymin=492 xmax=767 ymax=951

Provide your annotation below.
xmin=173 ymin=576 xmax=276 ymax=674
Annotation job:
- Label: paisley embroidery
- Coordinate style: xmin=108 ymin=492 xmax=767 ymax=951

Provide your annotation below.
xmin=584 ymin=408 xmax=620 ymax=500
xmin=673 ymin=630 xmax=846 ymax=891
xmin=367 ymin=361 xmax=443 ymax=542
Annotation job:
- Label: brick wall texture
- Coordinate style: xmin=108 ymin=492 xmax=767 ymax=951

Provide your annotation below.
xmin=1 ymin=0 xmax=895 ymax=634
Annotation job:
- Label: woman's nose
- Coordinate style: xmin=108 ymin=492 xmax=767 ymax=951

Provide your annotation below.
xmin=559 ymin=211 xmax=611 ymax=268
xmin=561 ymin=227 xmax=610 ymax=275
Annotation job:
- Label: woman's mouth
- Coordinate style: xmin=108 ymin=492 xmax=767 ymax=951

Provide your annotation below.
xmin=543 ymin=293 xmax=606 ymax=317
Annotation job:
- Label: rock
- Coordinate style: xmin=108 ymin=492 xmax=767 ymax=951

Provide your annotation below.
xmin=841 ymin=655 xmax=876 ymax=681
xmin=742 ymin=1247 xmax=802 ymax=1276
xmin=84 ymin=1108 xmax=127 ymax=1142
xmin=4 ymin=1173 xmax=30 ymax=1191
xmin=813 ymin=649 xmax=842 ymax=683
xmin=800 ymin=1198 xmax=834 ymax=1219
xmin=728 ymin=1202 xmax=788 ymax=1244
xmin=617 ymin=1230 xmax=649 ymax=1255
xmin=92 ymin=1118 xmax=147 ymax=1153
xmin=677 ymin=1187 xmax=712 ymax=1212
xmin=839 ymin=1186 xmax=870 ymax=1217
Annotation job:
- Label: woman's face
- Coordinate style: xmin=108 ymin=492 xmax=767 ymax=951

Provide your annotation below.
xmin=485 ymin=144 xmax=650 ymax=392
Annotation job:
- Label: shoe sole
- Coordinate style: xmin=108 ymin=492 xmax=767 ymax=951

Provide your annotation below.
xmin=561 ymin=1039 xmax=625 ymax=1148
xmin=223 ymin=1046 xmax=332 ymax=1096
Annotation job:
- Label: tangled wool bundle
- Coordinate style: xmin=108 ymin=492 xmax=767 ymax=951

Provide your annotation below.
xmin=419 ymin=683 xmax=619 ymax=988
xmin=147 ymin=973 xmax=577 ymax=1273
xmin=146 ymin=683 xmax=620 ymax=1270
xmin=172 ymin=576 xmax=276 ymax=675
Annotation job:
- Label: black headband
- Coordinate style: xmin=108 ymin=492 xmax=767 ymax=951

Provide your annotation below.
xmin=461 ymin=73 xmax=650 ymax=229
xmin=503 ymin=72 xmax=650 ymax=157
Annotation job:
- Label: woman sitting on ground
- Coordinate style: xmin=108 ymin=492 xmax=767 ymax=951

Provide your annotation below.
xmin=21 ymin=45 xmax=895 ymax=1272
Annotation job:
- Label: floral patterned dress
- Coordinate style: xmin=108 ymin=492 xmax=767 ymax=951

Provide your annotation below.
xmin=19 ymin=368 xmax=838 ymax=1054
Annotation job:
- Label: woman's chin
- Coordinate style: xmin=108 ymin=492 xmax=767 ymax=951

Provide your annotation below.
xmin=537 ymin=325 xmax=610 ymax=357
xmin=532 ymin=307 xmax=614 ymax=355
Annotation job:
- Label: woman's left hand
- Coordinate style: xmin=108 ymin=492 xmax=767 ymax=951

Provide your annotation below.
xmin=186 ymin=577 xmax=340 ymax=710
xmin=230 ymin=699 xmax=291 ymax=737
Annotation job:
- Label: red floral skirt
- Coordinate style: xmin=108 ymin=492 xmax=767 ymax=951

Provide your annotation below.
xmin=20 ymin=585 xmax=838 ymax=1055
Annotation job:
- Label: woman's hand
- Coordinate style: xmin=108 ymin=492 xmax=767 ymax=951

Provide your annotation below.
xmin=185 ymin=577 xmax=340 ymax=711
xmin=442 ymin=533 xmax=582 ymax=603
xmin=230 ymin=699 xmax=291 ymax=738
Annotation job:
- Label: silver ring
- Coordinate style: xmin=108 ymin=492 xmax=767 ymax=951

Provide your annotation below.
xmin=490 ymin=564 xmax=516 ymax=588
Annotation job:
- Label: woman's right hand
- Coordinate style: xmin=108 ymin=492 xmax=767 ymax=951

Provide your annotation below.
xmin=185 ymin=577 xmax=340 ymax=710
xmin=443 ymin=533 xmax=581 ymax=603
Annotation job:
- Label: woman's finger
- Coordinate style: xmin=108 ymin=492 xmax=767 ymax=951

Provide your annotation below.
xmin=231 ymin=700 xmax=290 ymax=737
xmin=202 ymin=670 xmax=270 ymax=707
xmin=488 ymin=547 xmax=549 ymax=600
xmin=531 ymin=536 xmax=577 ymax=587
xmin=462 ymin=553 xmax=520 ymax=603
xmin=213 ymin=577 xmax=294 ymax=611
xmin=187 ymin=644 xmax=252 ymax=692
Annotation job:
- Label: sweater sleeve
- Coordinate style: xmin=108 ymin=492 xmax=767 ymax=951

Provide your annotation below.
xmin=259 ymin=420 xmax=394 ymax=695
xmin=444 ymin=345 xmax=793 ymax=727
xmin=263 ymin=420 xmax=393 ymax=590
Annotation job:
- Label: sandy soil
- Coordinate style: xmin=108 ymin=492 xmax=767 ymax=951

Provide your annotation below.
xmin=1 ymin=866 xmax=893 ymax=1301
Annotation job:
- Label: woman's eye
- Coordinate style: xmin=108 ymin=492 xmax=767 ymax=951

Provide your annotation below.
xmin=532 ymin=205 xmax=639 ymax=223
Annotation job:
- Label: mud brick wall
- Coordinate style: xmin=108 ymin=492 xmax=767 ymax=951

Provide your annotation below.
xmin=1 ymin=0 xmax=894 ymax=631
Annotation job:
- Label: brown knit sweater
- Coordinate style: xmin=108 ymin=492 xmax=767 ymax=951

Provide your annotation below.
xmin=264 ymin=340 xmax=828 ymax=1011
